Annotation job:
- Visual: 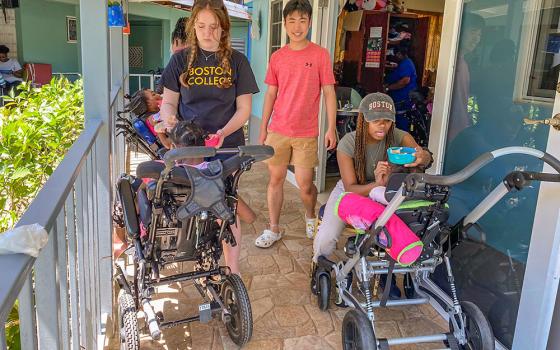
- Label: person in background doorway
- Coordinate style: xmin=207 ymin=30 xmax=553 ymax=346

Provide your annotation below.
xmin=0 ymin=45 xmax=24 ymax=92
xmin=171 ymin=17 xmax=188 ymax=53
xmin=384 ymin=43 xmax=417 ymax=131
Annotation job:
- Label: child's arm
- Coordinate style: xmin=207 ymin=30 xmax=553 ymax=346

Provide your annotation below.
xmin=212 ymin=93 xmax=253 ymax=148
xmin=322 ymin=84 xmax=337 ymax=150
xmin=258 ymin=85 xmax=278 ymax=144
xmin=160 ymin=88 xmax=180 ymax=131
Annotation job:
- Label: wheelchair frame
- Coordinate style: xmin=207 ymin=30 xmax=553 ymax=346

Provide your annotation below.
xmin=114 ymin=145 xmax=274 ymax=348
xmin=314 ymin=146 xmax=560 ymax=350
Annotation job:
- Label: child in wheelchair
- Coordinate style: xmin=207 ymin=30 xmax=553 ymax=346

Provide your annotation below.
xmin=114 ymin=120 xmax=274 ymax=348
xmin=116 ymin=88 xmax=171 ymax=159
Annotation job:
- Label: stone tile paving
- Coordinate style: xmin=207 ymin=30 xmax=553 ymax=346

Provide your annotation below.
xmin=108 ymin=162 xmax=448 ymax=350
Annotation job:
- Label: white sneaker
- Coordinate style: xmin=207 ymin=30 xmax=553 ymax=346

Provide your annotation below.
xmin=305 ymin=216 xmax=317 ymax=239
xmin=255 ymin=229 xmax=282 ymax=248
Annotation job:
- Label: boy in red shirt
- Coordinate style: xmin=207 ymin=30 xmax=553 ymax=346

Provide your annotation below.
xmin=255 ymin=0 xmax=337 ymax=248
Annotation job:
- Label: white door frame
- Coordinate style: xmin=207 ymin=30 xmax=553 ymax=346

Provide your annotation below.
xmin=427 ymin=1 xmax=560 ymax=349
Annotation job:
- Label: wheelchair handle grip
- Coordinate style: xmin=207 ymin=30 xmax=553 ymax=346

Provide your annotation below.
xmin=163 ymin=146 xmax=216 ymax=167
xmin=236 ymin=145 xmax=274 ymax=161
xmin=404 ymin=147 xmax=560 ymax=192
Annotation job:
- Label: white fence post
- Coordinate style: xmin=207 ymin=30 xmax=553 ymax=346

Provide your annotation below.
xmin=79 ymin=0 xmax=114 ymax=334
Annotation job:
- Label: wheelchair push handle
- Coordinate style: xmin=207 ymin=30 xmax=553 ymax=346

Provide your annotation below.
xmin=404 ymin=146 xmax=560 ymax=192
xmin=237 ymin=145 xmax=274 ymax=161
xmin=163 ymin=145 xmax=275 ymax=168
xmin=164 ymin=146 xmax=217 ymax=167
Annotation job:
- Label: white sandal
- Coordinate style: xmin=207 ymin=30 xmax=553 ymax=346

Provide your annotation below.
xmin=255 ymin=229 xmax=282 ymax=248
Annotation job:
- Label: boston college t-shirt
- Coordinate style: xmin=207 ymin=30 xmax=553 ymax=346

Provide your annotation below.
xmin=162 ymin=48 xmax=259 ymax=147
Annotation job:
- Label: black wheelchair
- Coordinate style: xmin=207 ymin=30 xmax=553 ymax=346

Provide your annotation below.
xmin=114 ymin=145 xmax=273 ymax=349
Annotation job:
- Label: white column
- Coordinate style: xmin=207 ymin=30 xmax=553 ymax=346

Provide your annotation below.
xmin=78 ymin=0 xmax=113 ymax=324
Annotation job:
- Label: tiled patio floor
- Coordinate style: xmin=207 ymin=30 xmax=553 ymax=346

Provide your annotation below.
xmin=109 ymin=155 xmax=448 ymax=350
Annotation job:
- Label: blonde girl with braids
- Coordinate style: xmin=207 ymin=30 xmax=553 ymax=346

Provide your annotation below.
xmin=159 ymin=0 xmax=259 ymax=274
xmin=312 ymin=93 xmax=432 ymax=270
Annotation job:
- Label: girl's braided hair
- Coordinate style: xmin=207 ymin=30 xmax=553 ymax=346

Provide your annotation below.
xmin=353 ymin=113 xmax=396 ymax=185
xmin=169 ymin=120 xmax=208 ymax=147
xmin=179 ymin=3 xmax=233 ymax=89
xmin=124 ymin=89 xmax=148 ymax=116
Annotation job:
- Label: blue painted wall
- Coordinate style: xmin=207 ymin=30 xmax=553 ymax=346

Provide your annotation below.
xmin=246 ymin=0 xmax=269 ymax=119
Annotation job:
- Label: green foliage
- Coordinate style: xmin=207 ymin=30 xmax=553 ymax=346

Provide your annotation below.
xmin=0 ymin=78 xmax=84 ymax=233
xmin=1 ymin=79 xmax=84 ymax=349
xmin=6 ymin=302 xmax=20 ymax=350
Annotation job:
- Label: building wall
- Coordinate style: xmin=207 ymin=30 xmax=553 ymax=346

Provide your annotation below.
xmin=0 ymin=9 xmax=18 ymax=59
xmin=128 ymin=21 xmax=163 ymax=74
xmin=247 ymin=0 xmax=269 ymax=123
xmin=15 ymin=0 xmax=81 ymax=73
xmin=11 ymin=0 xmax=249 ymax=78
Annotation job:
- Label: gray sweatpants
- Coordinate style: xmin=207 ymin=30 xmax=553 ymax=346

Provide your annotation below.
xmin=313 ymin=180 xmax=347 ymax=262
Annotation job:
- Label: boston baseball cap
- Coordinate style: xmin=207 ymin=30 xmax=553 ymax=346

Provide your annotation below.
xmin=358 ymin=92 xmax=396 ymax=123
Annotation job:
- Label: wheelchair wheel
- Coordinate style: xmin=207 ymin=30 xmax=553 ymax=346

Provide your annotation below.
xmin=318 ymin=274 xmax=331 ymax=311
xmin=342 ymin=309 xmax=376 ymax=350
xmin=222 ymin=274 xmax=253 ymax=347
xmin=118 ymin=292 xmax=139 ymax=350
xmin=448 ymin=301 xmax=495 ymax=350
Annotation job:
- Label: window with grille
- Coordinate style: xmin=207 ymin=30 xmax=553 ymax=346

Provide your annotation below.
xmin=231 ymin=38 xmax=246 ymax=55
xmin=269 ymin=0 xmax=283 ymax=57
xmin=129 ymin=46 xmax=143 ymax=68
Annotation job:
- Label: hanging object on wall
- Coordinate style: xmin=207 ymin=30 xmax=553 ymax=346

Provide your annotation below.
xmin=122 ymin=20 xmax=131 ymax=35
xmin=362 ymin=0 xmax=387 ymax=11
xmin=250 ymin=9 xmax=260 ymax=40
xmin=108 ymin=1 xmax=125 ymax=27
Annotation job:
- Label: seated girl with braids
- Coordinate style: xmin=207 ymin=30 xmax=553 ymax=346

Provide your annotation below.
xmin=312 ymin=93 xmax=433 ymax=298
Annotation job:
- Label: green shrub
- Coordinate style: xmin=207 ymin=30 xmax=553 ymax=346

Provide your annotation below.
xmin=1 ymin=78 xmax=84 ymax=349
xmin=0 ymin=78 xmax=84 ymax=232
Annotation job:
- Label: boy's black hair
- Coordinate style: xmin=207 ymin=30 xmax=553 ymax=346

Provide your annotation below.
xmin=124 ymin=89 xmax=148 ymax=116
xmin=0 ymin=45 xmax=9 ymax=55
xmin=169 ymin=120 xmax=208 ymax=147
xmin=172 ymin=17 xmax=188 ymax=45
xmin=283 ymin=0 xmax=312 ymax=20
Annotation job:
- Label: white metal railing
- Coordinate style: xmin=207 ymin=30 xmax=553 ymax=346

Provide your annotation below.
xmin=0 ymin=118 xmax=110 ymax=350
xmin=0 ymin=77 xmax=129 ymax=348
xmin=129 ymin=73 xmax=161 ymax=93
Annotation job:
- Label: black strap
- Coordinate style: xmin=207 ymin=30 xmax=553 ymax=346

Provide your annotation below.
xmin=380 ymin=259 xmax=396 ymax=307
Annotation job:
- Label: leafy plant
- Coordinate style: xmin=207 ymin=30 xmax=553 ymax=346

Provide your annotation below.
xmin=5 ymin=302 xmax=20 ymax=350
xmin=0 ymin=78 xmax=84 ymax=349
xmin=0 ymin=78 xmax=84 ymax=232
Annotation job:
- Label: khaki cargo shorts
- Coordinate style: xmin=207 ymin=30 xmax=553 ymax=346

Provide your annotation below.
xmin=265 ymin=131 xmax=319 ymax=168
